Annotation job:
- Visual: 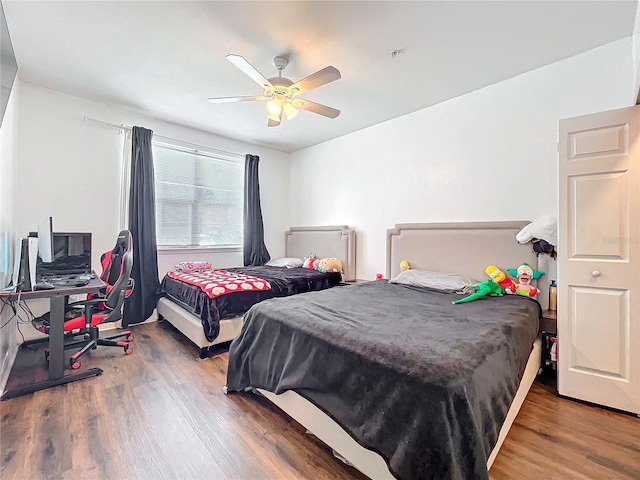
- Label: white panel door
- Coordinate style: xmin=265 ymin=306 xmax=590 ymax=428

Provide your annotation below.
xmin=558 ymin=105 xmax=639 ymax=414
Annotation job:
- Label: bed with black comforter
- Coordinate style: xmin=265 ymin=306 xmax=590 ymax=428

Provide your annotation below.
xmin=158 ymin=266 xmax=341 ymax=341
xmin=226 ymin=280 xmax=540 ymax=480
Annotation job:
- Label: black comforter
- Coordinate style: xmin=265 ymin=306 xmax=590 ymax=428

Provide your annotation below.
xmin=159 ymin=266 xmax=341 ymax=341
xmin=226 ymin=281 xmax=540 ymax=480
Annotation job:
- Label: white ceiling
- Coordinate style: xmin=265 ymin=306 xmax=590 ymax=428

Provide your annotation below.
xmin=3 ymin=1 xmax=637 ymax=153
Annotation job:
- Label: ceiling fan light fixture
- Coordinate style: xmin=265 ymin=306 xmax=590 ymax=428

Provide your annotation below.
xmin=266 ymin=111 xmax=281 ymax=122
xmin=283 ymin=101 xmax=299 ymax=120
xmin=266 ymin=97 xmax=282 ymax=116
xmin=211 ymin=54 xmax=341 ymax=126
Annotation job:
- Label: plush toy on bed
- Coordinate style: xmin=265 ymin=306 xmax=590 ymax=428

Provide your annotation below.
xmin=506 ymin=263 xmax=545 ymax=297
xmin=174 ymin=261 xmax=212 ymax=273
xmin=302 ymin=253 xmax=321 ymax=270
xmin=485 ymin=265 xmax=516 ymax=293
xmin=400 ymin=260 xmax=411 ymax=272
xmin=317 ymin=257 xmax=343 ymax=274
xmin=452 ymin=280 xmax=504 ymax=304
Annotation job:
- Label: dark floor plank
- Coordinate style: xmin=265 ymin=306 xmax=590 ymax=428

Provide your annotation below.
xmin=490 ymin=378 xmax=640 ymax=479
xmin=2 ymin=320 xmax=638 ymax=480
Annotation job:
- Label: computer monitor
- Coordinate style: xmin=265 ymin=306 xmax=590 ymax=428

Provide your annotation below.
xmin=37 ymin=216 xmax=54 ymax=263
xmin=37 ymin=232 xmax=92 ymax=276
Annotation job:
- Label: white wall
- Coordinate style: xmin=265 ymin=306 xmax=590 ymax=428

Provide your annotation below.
xmin=289 ymin=38 xmax=635 ymax=281
xmin=13 ymin=83 xmax=289 ymax=337
xmin=15 ymin=83 xmax=291 ymax=277
xmin=0 ymin=78 xmax=19 ymax=392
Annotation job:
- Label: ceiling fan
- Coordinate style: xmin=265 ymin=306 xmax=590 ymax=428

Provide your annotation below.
xmin=208 ymin=54 xmax=341 ymax=127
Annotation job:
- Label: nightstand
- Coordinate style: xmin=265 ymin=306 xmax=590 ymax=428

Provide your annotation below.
xmin=538 ymin=309 xmax=558 ymax=393
xmin=540 ymin=309 xmax=557 ymax=334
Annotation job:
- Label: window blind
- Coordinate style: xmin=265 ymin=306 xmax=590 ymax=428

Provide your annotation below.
xmin=153 ymin=143 xmax=243 ymax=248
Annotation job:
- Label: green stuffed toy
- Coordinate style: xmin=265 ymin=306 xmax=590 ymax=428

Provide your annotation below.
xmin=452 ymin=280 xmax=504 ymax=304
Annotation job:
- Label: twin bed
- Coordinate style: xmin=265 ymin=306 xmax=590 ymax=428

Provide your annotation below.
xmin=157 ymin=225 xmax=356 ymax=358
xmin=224 ymin=221 xmax=547 ymax=480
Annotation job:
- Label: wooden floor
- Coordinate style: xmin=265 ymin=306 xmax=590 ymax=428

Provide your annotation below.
xmin=2 ymin=321 xmax=639 ymax=480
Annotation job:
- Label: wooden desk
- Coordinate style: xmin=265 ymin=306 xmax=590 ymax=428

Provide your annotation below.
xmin=0 ymin=277 xmax=106 ymax=400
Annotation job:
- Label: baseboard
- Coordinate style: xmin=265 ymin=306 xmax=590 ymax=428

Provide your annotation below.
xmin=138 ymin=308 xmax=159 ymax=325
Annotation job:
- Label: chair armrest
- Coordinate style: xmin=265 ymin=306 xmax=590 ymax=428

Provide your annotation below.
xmin=125 ymin=278 xmax=135 ymax=298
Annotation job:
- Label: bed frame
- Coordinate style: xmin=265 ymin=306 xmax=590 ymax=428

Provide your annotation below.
xmin=157 ymin=225 xmax=356 ymax=358
xmin=248 ymin=221 xmax=547 ymax=478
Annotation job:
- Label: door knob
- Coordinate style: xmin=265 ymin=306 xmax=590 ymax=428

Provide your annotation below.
xmin=591 ymin=270 xmax=601 ymax=277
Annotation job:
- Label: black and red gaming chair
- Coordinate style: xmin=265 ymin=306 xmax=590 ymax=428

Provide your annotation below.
xmin=34 ymin=230 xmax=136 ymax=369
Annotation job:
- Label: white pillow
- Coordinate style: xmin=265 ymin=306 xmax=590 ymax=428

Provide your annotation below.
xmin=265 ymin=257 xmax=304 ymax=268
xmin=389 ymin=270 xmax=479 ymax=294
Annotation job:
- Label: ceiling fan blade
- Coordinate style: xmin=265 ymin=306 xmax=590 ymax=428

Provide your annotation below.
xmin=267 ymin=111 xmax=282 ymax=127
xmin=226 ymin=54 xmax=273 ymax=90
xmin=208 ymin=95 xmax=268 ymax=104
xmin=290 ymin=66 xmax=341 ymax=95
xmin=298 ymin=99 xmax=341 ymax=119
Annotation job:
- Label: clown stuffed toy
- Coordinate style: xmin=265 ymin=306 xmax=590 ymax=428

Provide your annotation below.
xmin=506 ymin=263 xmax=545 ymax=297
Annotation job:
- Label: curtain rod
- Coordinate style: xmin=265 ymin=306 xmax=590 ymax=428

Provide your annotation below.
xmin=83 ymin=116 xmax=244 ymax=159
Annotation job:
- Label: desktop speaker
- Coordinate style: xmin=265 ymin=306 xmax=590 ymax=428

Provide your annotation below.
xmin=14 ymin=237 xmax=38 ymax=291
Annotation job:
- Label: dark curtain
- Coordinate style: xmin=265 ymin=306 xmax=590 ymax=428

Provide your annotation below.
xmin=243 ymin=154 xmax=271 ymax=266
xmin=123 ymin=126 xmax=160 ymax=326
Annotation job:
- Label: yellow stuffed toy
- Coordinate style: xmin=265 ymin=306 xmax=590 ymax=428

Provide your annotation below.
xmin=400 ymin=260 xmax=411 ymax=272
xmin=485 ymin=265 xmax=516 ymax=293
xmin=317 ymin=257 xmax=343 ymax=273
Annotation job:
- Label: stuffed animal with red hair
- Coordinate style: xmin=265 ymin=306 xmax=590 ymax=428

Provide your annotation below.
xmin=302 ymin=253 xmax=320 ymax=270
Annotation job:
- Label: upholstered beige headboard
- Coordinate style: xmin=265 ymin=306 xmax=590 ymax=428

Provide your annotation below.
xmin=285 ymin=226 xmax=356 ymax=281
xmin=386 ymin=222 xmax=549 ymax=309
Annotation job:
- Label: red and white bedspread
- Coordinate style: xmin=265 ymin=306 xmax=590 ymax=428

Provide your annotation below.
xmin=167 ymin=269 xmax=271 ymax=299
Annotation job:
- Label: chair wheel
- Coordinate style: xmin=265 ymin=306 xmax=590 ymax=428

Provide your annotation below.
xmin=125 ymin=347 xmax=133 ymax=355
xmin=71 ymin=360 xmax=81 ymax=370
xmin=127 ymin=334 xmax=134 ymax=342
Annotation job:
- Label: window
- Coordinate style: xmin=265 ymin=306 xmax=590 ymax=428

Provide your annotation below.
xmin=153 ymin=141 xmax=244 ymax=248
